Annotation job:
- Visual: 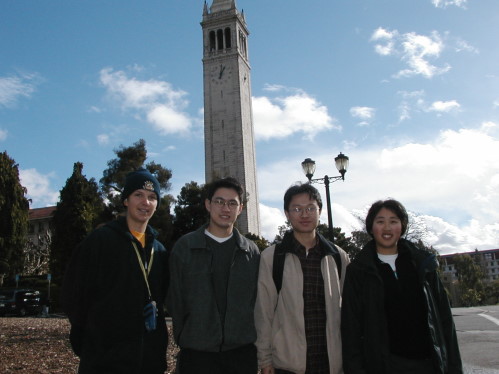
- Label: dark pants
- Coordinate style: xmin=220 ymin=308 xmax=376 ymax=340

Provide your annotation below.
xmin=388 ymin=354 xmax=436 ymax=374
xmin=177 ymin=344 xmax=257 ymax=374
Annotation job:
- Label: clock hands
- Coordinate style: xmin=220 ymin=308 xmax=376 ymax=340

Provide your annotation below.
xmin=219 ymin=64 xmax=226 ymax=79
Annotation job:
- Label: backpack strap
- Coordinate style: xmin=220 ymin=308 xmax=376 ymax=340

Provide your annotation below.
xmin=272 ymin=241 xmax=286 ymax=294
xmin=317 ymin=232 xmax=342 ymax=280
xmin=272 ymin=232 xmax=342 ymax=294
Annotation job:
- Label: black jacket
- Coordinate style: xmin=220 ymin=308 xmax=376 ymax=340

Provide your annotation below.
xmin=62 ymin=217 xmax=169 ymax=374
xmin=341 ymin=239 xmax=462 ymax=374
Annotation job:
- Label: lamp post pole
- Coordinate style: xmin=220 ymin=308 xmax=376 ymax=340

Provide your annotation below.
xmin=323 ymin=175 xmax=334 ymax=241
xmin=302 ymin=153 xmax=349 ymax=244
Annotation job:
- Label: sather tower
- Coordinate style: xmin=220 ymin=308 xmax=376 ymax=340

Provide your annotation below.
xmin=201 ymin=0 xmax=261 ymax=236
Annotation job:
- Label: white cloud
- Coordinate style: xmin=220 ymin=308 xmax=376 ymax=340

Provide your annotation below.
xmin=428 ymin=100 xmax=460 ymax=113
xmin=259 ymin=203 xmax=287 ymax=242
xmin=350 ymin=106 xmax=376 ymax=126
xmin=371 ymin=29 xmax=451 ymax=79
xmin=147 ymin=104 xmax=191 ymax=135
xmin=0 ymin=73 xmax=39 ymax=107
xmin=263 ymin=83 xmax=287 ymax=92
xmin=88 ymin=106 xmax=102 ymax=113
xmin=97 ymin=134 xmax=110 ymax=145
xmin=432 ymin=0 xmax=467 ymax=9
xmin=20 ymin=169 xmax=59 ymax=208
xmin=454 ymin=38 xmax=478 ymax=53
xmin=99 ymin=67 xmax=192 ymax=135
xmin=397 ymin=31 xmax=450 ymax=78
xmin=257 ymin=124 xmax=499 ymax=252
xmin=350 ymin=106 xmax=375 ymax=119
xmin=0 ymin=128 xmax=7 ymax=141
xmin=397 ymin=91 xmax=460 ymax=121
xmin=253 ymin=87 xmax=340 ymax=140
xmin=370 ymin=27 xmax=397 ymax=56
xmin=397 ymin=90 xmax=425 ymax=122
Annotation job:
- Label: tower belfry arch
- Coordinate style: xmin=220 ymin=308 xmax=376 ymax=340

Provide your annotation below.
xmin=201 ymin=0 xmax=261 ymax=236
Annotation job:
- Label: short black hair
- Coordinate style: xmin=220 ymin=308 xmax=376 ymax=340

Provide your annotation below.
xmin=283 ymin=183 xmax=323 ymax=212
xmin=365 ymin=199 xmax=408 ymax=237
xmin=205 ymin=177 xmax=245 ymax=203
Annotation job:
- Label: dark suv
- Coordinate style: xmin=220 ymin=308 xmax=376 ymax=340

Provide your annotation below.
xmin=0 ymin=289 xmax=43 ymax=316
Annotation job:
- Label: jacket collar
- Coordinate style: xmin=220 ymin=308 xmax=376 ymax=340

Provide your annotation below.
xmin=356 ymin=238 xmax=438 ymax=279
xmin=280 ymin=230 xmax=340 ymax=257
xmin=191 ymin=223 xmax=251 ymax=253
xmin=107 ymin=215 xmax=158 ymax=242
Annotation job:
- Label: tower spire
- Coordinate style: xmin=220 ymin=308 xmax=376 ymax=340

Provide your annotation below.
xmin=210 ymin=0 xmax=236 ymax=13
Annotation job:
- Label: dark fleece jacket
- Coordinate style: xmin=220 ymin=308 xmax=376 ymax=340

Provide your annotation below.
xmin=62 ymin=217 xmax=169 ymax=374
xmin=341 ymin=239 xmax=462 ymax=374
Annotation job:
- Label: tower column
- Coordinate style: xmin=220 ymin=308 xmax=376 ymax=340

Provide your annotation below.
xmin=201 ymin=1 xmax=261 ymax=236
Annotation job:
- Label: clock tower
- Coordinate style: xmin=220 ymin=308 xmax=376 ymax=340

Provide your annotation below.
xmin=201 ymin=0 xmax=261 ymax=236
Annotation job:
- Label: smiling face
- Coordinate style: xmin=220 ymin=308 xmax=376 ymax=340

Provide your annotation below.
xmin=205 ymin=187 xmax=243 ymax=237
xmin=285 ymin=192 xmax=321 ymax=235
xmin=371 ymin=207 xmax=403 ymax=254
xmin=124 ymin=188 xmax=158 ymax=232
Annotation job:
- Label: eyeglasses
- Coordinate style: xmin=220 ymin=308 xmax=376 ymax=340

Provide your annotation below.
xmin=211 ymin=198 xmax=240 ymax=210
xmin=289 ymin=206 xmax=319 ymax=215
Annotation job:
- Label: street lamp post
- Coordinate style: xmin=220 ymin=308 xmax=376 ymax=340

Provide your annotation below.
xmin=301 ymin=153 xmax=349 ymax=243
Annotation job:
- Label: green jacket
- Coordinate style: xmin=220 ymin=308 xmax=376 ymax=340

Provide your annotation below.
xmin=341 ymin=239 xmax=462 ymax=374
xmin=167 ymin=224 xmax=260 ymax=352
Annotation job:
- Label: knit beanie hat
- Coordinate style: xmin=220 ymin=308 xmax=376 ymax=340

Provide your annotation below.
xmin=121 ymin=168 xmax=161 ymax=208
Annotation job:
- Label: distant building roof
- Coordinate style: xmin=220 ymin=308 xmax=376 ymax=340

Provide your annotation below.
xmin=440 ymin=248 xmax=499 ymax=258
xmin=28 ymin=206 xmax=56 ymax=221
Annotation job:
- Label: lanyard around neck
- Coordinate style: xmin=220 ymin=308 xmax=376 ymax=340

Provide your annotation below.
xmin=132 ymin=242 xmax=155 ymax=299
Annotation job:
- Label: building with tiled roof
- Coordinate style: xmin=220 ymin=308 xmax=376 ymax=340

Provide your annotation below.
xmin=28 ymin=206 xmax=56 ymax=246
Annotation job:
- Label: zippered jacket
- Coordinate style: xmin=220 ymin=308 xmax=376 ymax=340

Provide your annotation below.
xmin=341 ymin=239 xmax=463 ymax=374
xmin=254 ymin=231 xmax=350 ymax=374
xmin=166 ymin=224 xmax=260 ymax=352
xmin=62 ymin=217 xmax=169 ymax=374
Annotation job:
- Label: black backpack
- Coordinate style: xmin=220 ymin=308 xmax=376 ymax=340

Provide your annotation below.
xmin=272 ymin=234 xmax=342 ymax=293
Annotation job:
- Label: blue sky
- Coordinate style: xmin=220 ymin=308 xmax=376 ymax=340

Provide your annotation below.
xmin=1 ymin=0 xmax=498 ymax=254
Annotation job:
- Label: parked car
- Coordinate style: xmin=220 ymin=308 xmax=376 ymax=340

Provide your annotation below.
xmin=0 ymin=289 xmax=43 ymax=316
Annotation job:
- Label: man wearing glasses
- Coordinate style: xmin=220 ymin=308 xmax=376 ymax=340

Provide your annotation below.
xmin=255 ymin=183 xmax=349 ymax=374
xmin=167 ymin=177 xmax=260 ymax=374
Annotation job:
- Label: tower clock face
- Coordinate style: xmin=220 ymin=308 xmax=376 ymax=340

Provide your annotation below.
xmin=210 ymin=63 xmax=232 ymax=85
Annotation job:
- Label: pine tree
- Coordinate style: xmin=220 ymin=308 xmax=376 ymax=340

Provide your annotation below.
xmin=453 ymin=254 xmax=486 ymax=306
xmin=0 ymin=151 xmax=30 ymax=286
xmin=172 ymin=181 xmax=207 ymax=243
xmin=50 ymin=162 xmax=104 ymax=285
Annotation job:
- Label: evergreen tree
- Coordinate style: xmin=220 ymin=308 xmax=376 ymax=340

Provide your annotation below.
xmin=100 ymin=139 xmax=174 ymax=247
xmin=50 ymin=162 xmax=104 ymax=285
xmin=245 ymin=233 xmax=270 ymax=252
xmin=100 ymin=139 xmax=149 ymax=216
xmin=149 ymin=194 xmax=175 ymax=250
xmin=0 ymin=151 xmax=30 ymax=286
xmin=349 ymin=230 xmax=371 ymax=257
xmin=453 ymin=254 xmax=486 ymax=306
xmin=317 ymin=224 xmax=358 ymax=256
xmin=172 ymin=181 xmax=207 ymax=243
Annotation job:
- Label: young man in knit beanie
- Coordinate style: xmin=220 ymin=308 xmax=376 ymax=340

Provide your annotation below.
xmin=167 ymin=177 xmax=260 ymax=374
xmin=63 ymin=168 xmax=170 ymax=374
